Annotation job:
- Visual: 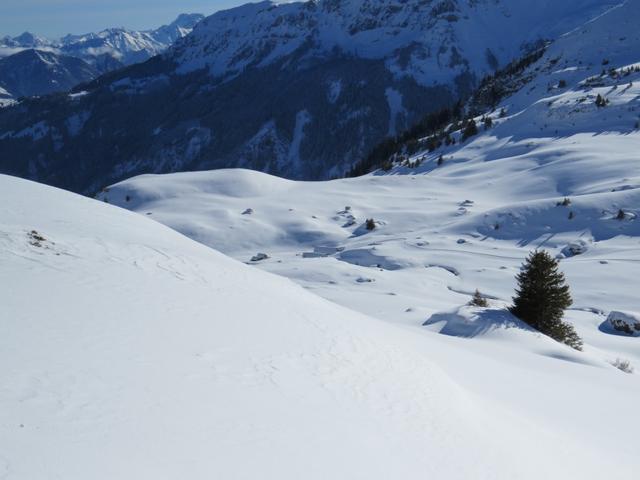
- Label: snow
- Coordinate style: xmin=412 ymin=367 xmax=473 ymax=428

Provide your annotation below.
xmin=95 ymin=6 xmax=640 ymax=474
xmin=326 ymin=78 xmax=342 ymax=103
xmin=65 ymin=111 xmax=91 ymax=137
xmin=287 ymin=110 xmax=312 ymax=170
xmin=0 ymin=14 xmax=203 ymax=68
xmin=4 ymin=1 xmax=640 ymax=477
xmin=384 ymin=87 xmax=404 ymax=136
xmin=1 ymin=120 xmax=50 ymax=140
xmin=7 ymin=174 xmax=640 ymax=478
xmin=171 ymin=0 xmax=619 ymax=86
xmin=0 ymin=85 xmax=15 ymax=107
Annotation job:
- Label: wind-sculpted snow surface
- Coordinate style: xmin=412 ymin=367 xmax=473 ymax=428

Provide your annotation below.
xmin=5 ymin=174 xmax=640 ymax=478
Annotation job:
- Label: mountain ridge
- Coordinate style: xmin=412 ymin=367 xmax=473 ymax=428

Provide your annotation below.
xmin=0 ymin=0 xmax=624 ymax=193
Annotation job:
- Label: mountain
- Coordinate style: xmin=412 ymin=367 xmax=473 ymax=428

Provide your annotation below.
xmin=0 ymin=49 xmax=97 ymax=98
xmin=2 ymin=169 xmax=639 ymax=478
xmin=0 ymin=31 xmax=52 ymax=53
xmin=59 ymin=13 xmax=205 ymax=69
xmin=0 ymin=14 xmax=203 ymax=104
xmin=0 ymin=0 xmax=619 ymax=194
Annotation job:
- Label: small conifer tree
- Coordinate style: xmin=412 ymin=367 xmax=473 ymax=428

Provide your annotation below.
xmin=470 ymin=289 xmax=488 ymax=307
xmin=595 ymin=94 xmax=607 ymax=107
xmin=365 ymin=218 xmax=376 ymax=231
xmin=462 ymin=119 xmax=478 ymax=141
xmin=616 ymin=209 xmax=626 ymax=220
xmin=510 ymin=251 xmax=582 ymax=350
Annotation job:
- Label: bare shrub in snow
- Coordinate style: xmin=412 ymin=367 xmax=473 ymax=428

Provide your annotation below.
xmin=365 ymin=218 xmax=376 ymax=231
xmin=469 ymin=289 xmax=488 ymax=307
xmin=611 ymin=358 xmax=634 ymax=374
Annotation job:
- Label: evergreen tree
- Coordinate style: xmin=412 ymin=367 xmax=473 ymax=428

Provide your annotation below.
xmin=510 ymin=251 xmax=582 ymax=350
xmin=470 ymin=289 xmax=488 ymax=307
xmin=462 ymin=119 xmax=478 ymax=141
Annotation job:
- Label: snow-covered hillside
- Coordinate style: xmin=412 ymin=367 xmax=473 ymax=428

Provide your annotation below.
xmin=3 ymin=175 xmax=640 ymax=478
xmin=101 ymin=0 xmax=640 ymax=410
xmin=104 ymin=0 xmax=640 ymax=347
xmin=5 ymin=2 xmax=640 ymax=478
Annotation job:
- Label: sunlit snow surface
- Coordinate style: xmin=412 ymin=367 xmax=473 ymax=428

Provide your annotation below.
xmin=3 ymin=1 xmax=640 ymax=478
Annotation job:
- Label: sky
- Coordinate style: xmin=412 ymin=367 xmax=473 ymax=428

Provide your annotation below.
xmin=0 ymin=0 xmax=250 ymax=38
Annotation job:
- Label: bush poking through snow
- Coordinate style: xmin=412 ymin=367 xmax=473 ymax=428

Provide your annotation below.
xmin=469 ymin=289 xmax=488 ymax=307
xmin=595 ymin=94 xmax=608 ymax=107
xmin=462 ymin=119 xmax=479 ymax=141
xmin=510 ymin=250 xmax=583 ymax=350
xmin=610 ymin=358 xmax=634 ymax=374
xmin=365 ymin=218 xmax=376 ymax=231
xmin=616 ymin=208 xmax=626 ymax=220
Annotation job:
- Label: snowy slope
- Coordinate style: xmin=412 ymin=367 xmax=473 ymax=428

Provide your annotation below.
xmin=101 ymin=0 xmax=640 ymax=425
xmin=6 ymin=174 xmax=640 ymax=478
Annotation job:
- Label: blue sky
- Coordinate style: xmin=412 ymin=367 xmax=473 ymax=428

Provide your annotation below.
xmin=0 ymin=0 xmax=249 ymax=38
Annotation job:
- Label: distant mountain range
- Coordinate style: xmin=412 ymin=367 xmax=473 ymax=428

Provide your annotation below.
xmin=0 ymin=13 xmax=204 ymax=98
xmin=0 ymin=0 xmax=621 ymax=194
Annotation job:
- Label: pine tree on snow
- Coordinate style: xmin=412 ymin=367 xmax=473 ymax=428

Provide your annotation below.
xmin=510 ymin=251 xmax=582 ymax=350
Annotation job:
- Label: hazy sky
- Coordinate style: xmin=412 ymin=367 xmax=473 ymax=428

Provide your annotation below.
xmin=0 ymin=0 xmax=250 ymax=38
